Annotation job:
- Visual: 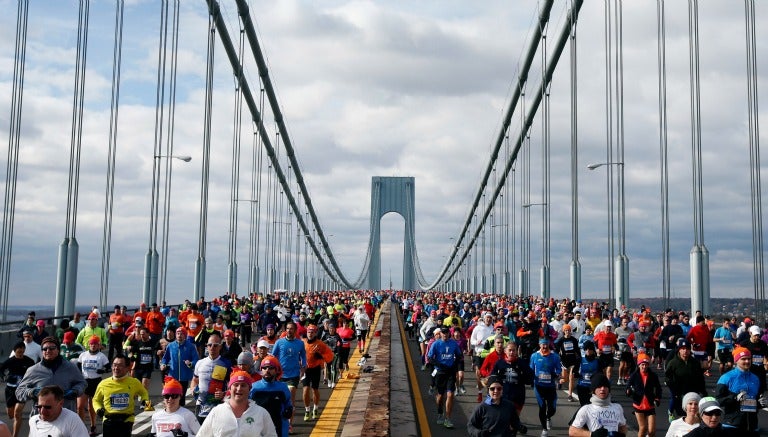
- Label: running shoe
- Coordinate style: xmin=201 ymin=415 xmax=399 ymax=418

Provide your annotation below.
xmin=304 ymin=411 xmax=312 ymax=421
xmin=312 ymin=409 xmax=320 ymax=419
xmin=668 ymin=411 xmax=675 ymax=423
xmin=443 ymin=418 xmax=454 ymax=428
xmin=541 ymin=429 xmax=549 ymax=437
xmin=436 ymin=414 xmax=444 ymax=425
xmin=567 ymin=394 xmax=575 ymax=402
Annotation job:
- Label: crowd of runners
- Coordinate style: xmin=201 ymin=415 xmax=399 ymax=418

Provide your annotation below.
xmin=0 ymin=289 xmax=764 ymax=436
xmin=0 ymin=291 xmax=384 ymax=437
xmin=395 ymin=292 xmax=766 ymax=436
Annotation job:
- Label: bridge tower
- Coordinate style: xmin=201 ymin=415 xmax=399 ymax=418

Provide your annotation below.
xmin=363 ymin=177 xmax=418 ymax=291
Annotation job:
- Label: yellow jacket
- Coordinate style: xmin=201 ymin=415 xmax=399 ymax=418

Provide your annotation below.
xmin=92 ymin=376 xmax=149 ymax=422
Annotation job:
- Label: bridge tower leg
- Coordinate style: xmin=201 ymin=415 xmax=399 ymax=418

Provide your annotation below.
xmin=364 ymin=177 xmax=418 ymax=291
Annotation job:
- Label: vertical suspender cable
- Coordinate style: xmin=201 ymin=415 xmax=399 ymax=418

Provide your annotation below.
xmin=569 ymin=0 xmax=581 ymax=301
xmin=194 ymin=12 xmax=216 ymax=301
xmin=0 ymin=0 xmax=29 ymax=322
xmin=688 ymin=0 xmax=704 ymax=246
xmin=657 ymin=0 xmax=671 ymax=308
xmin=58 ymin=0 xmax=89 ymax=316
xmin=603 ymin=0 xmax=616 ymax=305
xmin=144 ymin=0 xmax=169 ymax=305
xmin=99 ymin=0 xmax=124 ymax=310
xmin=227 ymin=23 xmax=246 ymax=295
xmin=66 ymin=0 xmax=89 ymax=239
xmin=688 ymin=0 xmax=709 ymax=316
xmin=159 ymin=0 xmax=181 ymax=304
xmin=541 ymin=15 xmax=551 ymax=299
xmin=744 ymin=0 xmax=764 ymax=321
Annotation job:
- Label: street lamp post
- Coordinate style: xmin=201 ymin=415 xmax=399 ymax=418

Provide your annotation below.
xmin=144 ymin=154 xmax=192 ymax=306
xmin=587 ymin=161 xmax=628 ymax=310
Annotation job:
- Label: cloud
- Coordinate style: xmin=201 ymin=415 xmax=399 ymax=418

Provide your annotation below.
xmin=0 ymin=0 xmax=765 ymax=309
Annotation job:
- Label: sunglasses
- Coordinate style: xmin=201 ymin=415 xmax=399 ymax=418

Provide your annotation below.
xmin=207 ymin=343 xmax=221 ymax=347
xmin=488 ymin=386 xmax=502 ymax=392
xmin=41 ymin=347 xmax=58 ymax=352
xmin=34 ymin=405 xmax=53 ymax=410
xmin=163 ymin=394 xmax=180 ymax=400
xmin=261 ymin=366 xmax=275 ymax=370
xmin=703 ymin=411 xmax=721 ymax=417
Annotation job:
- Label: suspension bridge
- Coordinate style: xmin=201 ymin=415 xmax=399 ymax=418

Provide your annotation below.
xmin=0 ymin=0 xmax=765 ymax=320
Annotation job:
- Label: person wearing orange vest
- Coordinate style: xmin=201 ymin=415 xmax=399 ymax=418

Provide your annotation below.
xmin=301 ymin=325 xmax=334 ymax=421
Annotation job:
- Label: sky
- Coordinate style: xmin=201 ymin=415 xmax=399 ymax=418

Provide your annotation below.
xmin=0 ymin=0 xmax=765 ymax=308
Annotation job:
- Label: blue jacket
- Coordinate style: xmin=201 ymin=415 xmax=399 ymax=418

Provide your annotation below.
xmin=427 ymin=338 xmax=463 ymax=371
xmin=715 ymin=367 xmax=761 ymax=430
xmin=250 ymin=379 xmax=293 ymax=437
xmin=162 ymin=338 xmax=199 ymax=382
xmin=529 ymin=351 xmax=561 ymax=388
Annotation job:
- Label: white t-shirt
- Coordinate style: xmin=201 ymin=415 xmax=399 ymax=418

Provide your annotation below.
xmin=665 ymin=418 xmax=700 ymax=437
xmin=79 ymin=351 xmax=110 ymax=379
xmin=28 ymin=408 xmax=89 ymax=437
xmin=196 ymin=400 xmax=277 ymax=437
xmin=152 ymin=407 xmax=201 ymax=436
xmin=571 ymin=402 xmax=627 ymax=433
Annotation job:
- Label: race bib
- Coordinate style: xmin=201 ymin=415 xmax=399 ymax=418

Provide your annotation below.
xmin=721 ymin=338 xmax=732 ymax=345
xmin=582 ymin=372 xmax=592 ymax=381
xmin=110 ymin=393 xmax=130 ymax=411
xmin=564 ymin=343 xmax=574 ymax=351
xmin=752 ymin=355 xmax=764 ymax=365
xmin=111 ymin=322 xmax=119 ymax=330
xmin=140 ymin=353 xmax=152 ymax=364
xmin=537 ymin=372 xmax=551 ymax=382
xmin=741 ymin=397 xmax=758 ymax=412
xmin=602 ymin=345 xmax=612 ymax=354
xmin=189 ymin=321 xmax=197 ymax=330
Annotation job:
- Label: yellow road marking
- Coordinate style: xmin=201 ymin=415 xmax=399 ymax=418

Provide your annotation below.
xmin=396 ymin=308 xmax=431 ymax=437
xmin=309 ymin=308 xmax=381 ymax=437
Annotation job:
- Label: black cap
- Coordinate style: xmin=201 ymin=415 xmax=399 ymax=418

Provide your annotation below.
xmin=583 ymin=340 xmax=595 ymax=350
xmin=486 ymin=375 xmax=501 ymax=388
xmin=590 ymin=373 xmax=611 ymax=391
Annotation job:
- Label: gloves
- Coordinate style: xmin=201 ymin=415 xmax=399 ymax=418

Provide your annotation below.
xmin=760 ymin=394 xmax=768 ymax=408
xmin=591 ymin=428 xmax=609 ymax=437
xmin=737 ymin=391 xmax=748 ymax=402
xmin=97 ymin=408 xmax=106 ymax=418
xmin=31 ymin=387 xmax=41 ymax=398
xmin=62 ymin=389 xmax=78 ymax=400
xmin=282 ymin=405 xmax=294 ymax=419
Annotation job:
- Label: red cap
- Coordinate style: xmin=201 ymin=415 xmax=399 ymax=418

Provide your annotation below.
xmin=224 ymin=329 xmax=235 ymax=338
xmin=87 ymin=313 xmax=98 ymax=320
xmin=228 ymin=370 xmax=254 ymax=388
xmin=162 ymin=376 xmax=183 ymax=395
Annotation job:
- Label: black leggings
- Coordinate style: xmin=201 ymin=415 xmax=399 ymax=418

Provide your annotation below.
xmin=534 ymin=385 xmax=557 ymax=429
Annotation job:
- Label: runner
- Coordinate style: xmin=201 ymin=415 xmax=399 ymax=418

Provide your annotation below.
xmin=92 ymin=355 xmax=151 ymax=437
